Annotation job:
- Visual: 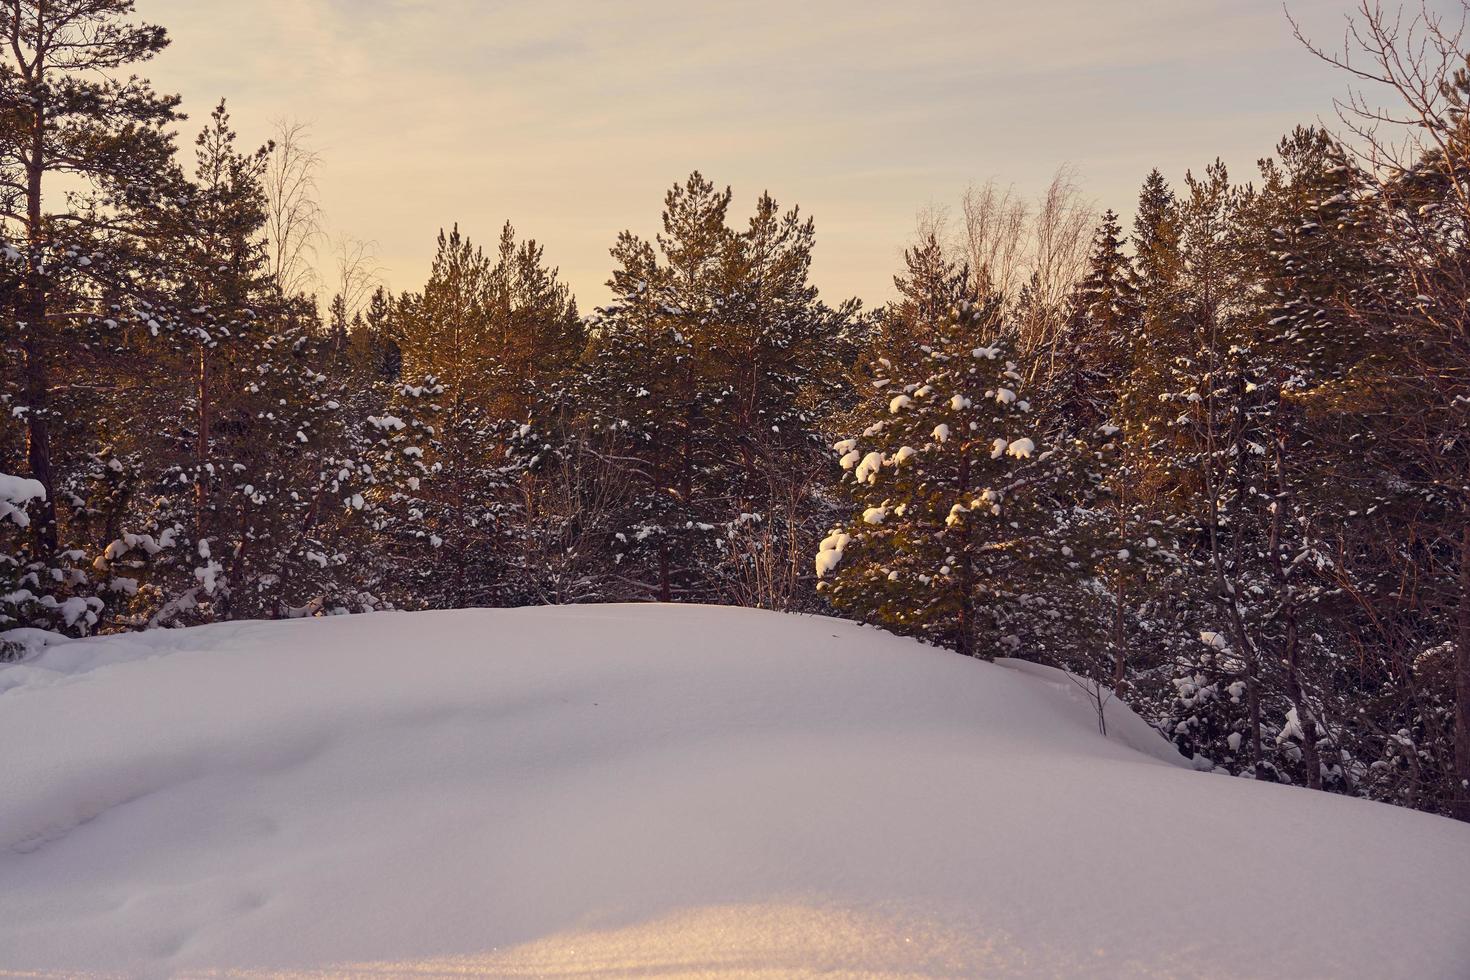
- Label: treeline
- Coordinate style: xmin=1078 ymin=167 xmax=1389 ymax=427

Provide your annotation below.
xmin=3 ymin=1 xmax=1470 ymax=821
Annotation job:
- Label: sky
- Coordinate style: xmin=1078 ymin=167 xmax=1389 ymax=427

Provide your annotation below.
xmin=135 ymin=0 xmax=1382 ymax=309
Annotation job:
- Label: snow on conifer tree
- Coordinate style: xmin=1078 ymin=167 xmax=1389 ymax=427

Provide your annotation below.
xmin=1046 ymin=210 xmax=1139 ymax=426
xmin=702 ymin=192 xmax=852 ymax=609
xmin=378 ymin=223 xmax=581 ymax=608
xmin=0 ymin=471 xmax=101 ymax=654
xmin=579 ymin=255 xmax=721 ymax=602
xmin=1121 ymin=154 xmax=1368 ymax=787
xmin=87 ymin=104 xmax=378 ymax=624
xmin=0 ymin=0 xmax=180 ymax=556
xmin=580 ymin=173 xmax=852 ymax=605
xmin=817 ymin=272 xmax=1046 ymax=659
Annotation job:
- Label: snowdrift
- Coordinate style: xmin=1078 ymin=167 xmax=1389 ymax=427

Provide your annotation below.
xmin=1 ymin=604 xmax=1467 ymax=978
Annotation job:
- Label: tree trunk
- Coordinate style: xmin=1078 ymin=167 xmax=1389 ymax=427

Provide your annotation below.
xmin=196 ymin=347 xmax=211 ymax=537
xmin=20 ymin=329 xmax=56 ymax=553
xmin=1453 ymin=519 xmax=1470 ymax=821
xmin=1112 ymin=579 xmax=1127 ymax=697
xmin=22 ymin=67 xmax=57 ymax=554
xmin=1282 ymin=613 xmax=1322 ymax=790
xmin=1112 ymin=457 xmax=1130 ymax=697
xmin=956 ymin=453 xmax=974 ymax=658
xmin=658 ymin=540 xmax=671 ymax=604
xmin=1246 ymin=672 xmax=1265 ymax=780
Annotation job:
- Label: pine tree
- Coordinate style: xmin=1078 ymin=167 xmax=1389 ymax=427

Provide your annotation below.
xmin=581 ymin=173 xmax=852 ymax=605
xmin=84 ymin=103 xmax=378 ymax=624
xmin=581 ymin=174 xmax=738 ymax=601
xmin=700 ymin=192 xmax=849 ymax=609
xmin=483 ymin=220 xmax=583 ymax=421
xmin=356 ymin=286 xmax=403 ymax=381
xmin=1022 ymin=212 xmax=1180 ymax=702
xmin=581 ymin=222 xmax=718 ymax=601
xmin=0 ymin=0 xmax=178 ymax=556
xmin=387 ymin=228 xmax=519 ymax=606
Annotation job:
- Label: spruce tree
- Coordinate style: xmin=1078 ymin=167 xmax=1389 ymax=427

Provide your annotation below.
xmin=1047 ymin=210 xmax=1138 ymax=428
xmin=819 ymin=258 xmax=1046 ymax=658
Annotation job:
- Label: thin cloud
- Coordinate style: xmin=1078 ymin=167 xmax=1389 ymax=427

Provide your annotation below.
xmin=139 ymin=0 xmax=1366 ymax=305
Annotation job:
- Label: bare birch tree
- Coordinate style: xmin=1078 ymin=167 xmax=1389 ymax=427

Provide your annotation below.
xmin=917 ymin=165 xmax=1091 ymax=362
xmin=1019 ymin=165 xmax=1094 ymax=360
xmin=331 ymin=235 xmax=382 ymax=322
xmin=264 ymin=119 xmax=324 ymax=298
xmin=959 ymin=179 xmax=1030 ymax=300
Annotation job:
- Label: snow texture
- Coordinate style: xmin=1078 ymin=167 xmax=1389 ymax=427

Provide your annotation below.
xmin=1005 ymin=437 xmax=1035 ymax=459
xmin=0 ymin=472 xmax=45 ymax=527
xmin=814 ymin=532 xmax=850 ymax=578
xmin=1 ymin=605 xmax=1468 ymax=978
xmin=854 ymin=451 xmax=883 ymax=486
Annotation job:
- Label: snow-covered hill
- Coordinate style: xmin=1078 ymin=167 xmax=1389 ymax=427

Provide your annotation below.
xmin=1 ymin=605 xmax=1467 ymax=978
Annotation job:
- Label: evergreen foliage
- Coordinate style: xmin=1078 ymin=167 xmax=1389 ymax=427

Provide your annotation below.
xmin=5 ymin=0 xmax=1470 ymax=822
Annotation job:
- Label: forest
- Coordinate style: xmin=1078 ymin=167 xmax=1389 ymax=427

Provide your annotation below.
xmin=3 ymin=0 xmax=1470 ymax=825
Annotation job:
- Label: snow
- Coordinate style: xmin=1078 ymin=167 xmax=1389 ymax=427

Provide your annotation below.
xmin=1005 ymin=437 xmax=1035 ymax=459
xmin=1200 ymin=630 xmax=1230 ymax=651
xmin=1277 ymin=707 xmax=1306 ymax=745
xmin=2 ymin=605 xmax=1468 ymax=978
xmin=853 ymin=451 xmax=883 ymax=485
xmin=0 ymin=472 xmax=45 ymax=527
xmin=814 ymin=531 xmax=850 ymax=578
xmin=0 ymin=473 xmax=45 ymax=506
xmin=55 ymin=596 xmax=100 ymax=629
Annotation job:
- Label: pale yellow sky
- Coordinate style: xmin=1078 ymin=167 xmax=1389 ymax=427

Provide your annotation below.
xmin=137 ymin=0 xmax=1371 ymax=309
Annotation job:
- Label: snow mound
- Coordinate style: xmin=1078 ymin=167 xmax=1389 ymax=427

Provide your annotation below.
xmin=1 ymin=605 xmax=1467 ymax=978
